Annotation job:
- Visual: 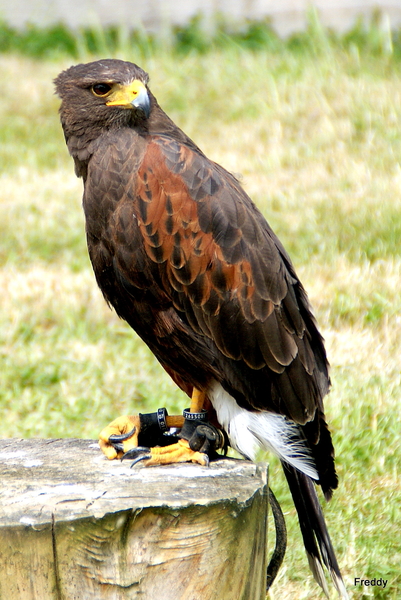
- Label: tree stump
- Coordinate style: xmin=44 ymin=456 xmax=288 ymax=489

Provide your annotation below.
xmin=0 ymin=439 xmax=269 ymax=600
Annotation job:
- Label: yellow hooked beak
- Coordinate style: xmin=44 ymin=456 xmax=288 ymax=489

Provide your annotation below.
xmin=106 ymin=80 xmax=150 ymax=118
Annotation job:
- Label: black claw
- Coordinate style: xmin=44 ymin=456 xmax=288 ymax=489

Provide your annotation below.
xmin=110 ymin=442 xmax=124 ymax=453
xmin=121 ymin=445 xmax=153 ymax=468
xmin=121 ymin=446 xmax=151 ymax=461
xmin=108 ymin=427 xmax=136 ymax=444
xmin=129 ymin=454 xmax=152 ymax=467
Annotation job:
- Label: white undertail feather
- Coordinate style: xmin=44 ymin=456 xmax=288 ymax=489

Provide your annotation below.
xmin=308 ymin=550 xmax=350 ymax=599
xmin=307 ymin=554 xmax=330 ymax=598
xmin=332 ymin=572 xmax=350 ymax=600
xmin=208 ymin=380 xmax=319 ymax=480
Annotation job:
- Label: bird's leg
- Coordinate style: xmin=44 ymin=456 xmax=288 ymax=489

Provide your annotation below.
xmin=98 ymin=389 xmax=210 ymax=460
xmin=99 ymin=411 xmax=184 ymax=460
xmin=188 ymin=388 xmax=206 ymax=413
xmin=120 ymin=388 xmax=225 ymax=467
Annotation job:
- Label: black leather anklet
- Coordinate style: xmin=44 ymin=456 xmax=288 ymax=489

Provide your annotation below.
xmin=179 ymin=410 xmax=225 ymax=456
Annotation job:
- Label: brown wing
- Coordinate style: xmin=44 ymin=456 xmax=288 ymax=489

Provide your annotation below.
xmin=89 ymin=131 xmax=329 ymax=425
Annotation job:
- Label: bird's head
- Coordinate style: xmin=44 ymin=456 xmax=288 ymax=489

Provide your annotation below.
xmin=54 ymin=59 xmax=152 ymax=173
xmin=55 ymin=58 xmax=151 ymax=119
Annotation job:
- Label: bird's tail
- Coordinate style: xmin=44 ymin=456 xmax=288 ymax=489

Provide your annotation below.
xmin=282 ymin=463 xmax=349 ymax=599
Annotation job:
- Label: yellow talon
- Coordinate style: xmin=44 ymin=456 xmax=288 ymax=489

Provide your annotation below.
xmin=127 ymin=439 xmax=209 ymax=467
xmin=99 ymin=388 xmax=208 ymax=463
xmin=99 ymin=415 xmax=140 ymax=459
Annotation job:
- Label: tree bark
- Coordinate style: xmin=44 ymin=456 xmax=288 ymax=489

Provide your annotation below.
xmin=0 ymin=439 xmax=269 ymax=600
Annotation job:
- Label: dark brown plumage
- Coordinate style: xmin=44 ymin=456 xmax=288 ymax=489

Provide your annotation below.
xmin=55 ymin=59 xmax=348 ymax=598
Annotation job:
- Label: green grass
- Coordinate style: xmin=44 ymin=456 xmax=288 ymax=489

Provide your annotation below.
xmin=1 ymin=19 xmax=400 ymax=599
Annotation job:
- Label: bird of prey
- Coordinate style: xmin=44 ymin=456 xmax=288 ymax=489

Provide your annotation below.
xmin=55 ymin=59 xmax=348 ymax=598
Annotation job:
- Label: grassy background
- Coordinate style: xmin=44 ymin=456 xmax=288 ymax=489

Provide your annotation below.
xmin=0 ymin=16 xmax=400 ymax=599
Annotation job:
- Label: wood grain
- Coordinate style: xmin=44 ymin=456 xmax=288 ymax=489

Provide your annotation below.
xmin=0 ymin=439 xmax=269 ymax=600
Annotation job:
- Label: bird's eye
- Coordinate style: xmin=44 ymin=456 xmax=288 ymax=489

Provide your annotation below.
xmin=92 ymin=83 xmax=112 ymax=97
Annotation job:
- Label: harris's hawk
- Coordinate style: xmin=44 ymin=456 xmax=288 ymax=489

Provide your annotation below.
xmin=55 ymin=59 xmax=348 ymax=599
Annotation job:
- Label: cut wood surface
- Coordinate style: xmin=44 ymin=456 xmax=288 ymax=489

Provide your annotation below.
xmin=0 ymin=439 xmax=269 ymax=600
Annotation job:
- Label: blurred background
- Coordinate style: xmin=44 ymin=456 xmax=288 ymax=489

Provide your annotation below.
xmin=3 ymin=0 xmax=401 ymax=36
xmin=0 ymin=1 xmax=400 ymax=598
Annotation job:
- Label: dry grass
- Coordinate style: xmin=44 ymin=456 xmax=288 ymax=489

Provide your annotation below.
xmin=0 ymin=46 xmax=400 ymax=598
